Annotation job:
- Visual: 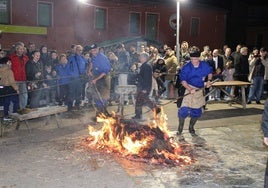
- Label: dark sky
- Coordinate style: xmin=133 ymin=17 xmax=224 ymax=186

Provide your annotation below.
xmin=138 ymin=0 xmax=268 ymax=9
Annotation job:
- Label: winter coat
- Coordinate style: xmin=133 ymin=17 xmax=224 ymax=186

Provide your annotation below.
xmin=9 ymin=53 xmax=29 ymax=81
xmin=0 ymin=64 xmax=19 ymax=92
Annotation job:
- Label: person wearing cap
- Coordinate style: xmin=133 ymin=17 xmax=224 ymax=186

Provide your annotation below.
xmin=88 ymin=44 xmax=111 ymax=117
xmin=177 ymin=46 xmax=213 ymax=138
xmin=0 ymin=57 xmax=19 ymax=121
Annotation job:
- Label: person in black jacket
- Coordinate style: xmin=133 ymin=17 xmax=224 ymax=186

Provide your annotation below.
xmin=26 ymin=50 xmax=44 ymax=108
xmin=153 ymin=58 xmax=167 ymax=97
xmin=261 ymin=99 xmax=268 ymax=187
xmin=247 ymin=53 xmax=265 ymax=104
xmin=132 ymin=52 xmax=160 ymax=120
xmin=233 ymin=47 xmax=250 ymax=98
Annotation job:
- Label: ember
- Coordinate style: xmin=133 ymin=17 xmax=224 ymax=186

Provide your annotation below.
xmin=82 ymin=110 xmax=193 ymax=166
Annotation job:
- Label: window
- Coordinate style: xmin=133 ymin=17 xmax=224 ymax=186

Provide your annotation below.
xmin=38 ymin=2 xmax=52 ymax=27
xmin=95 ymin=7 xmax=107 ymax=30
xmin=145 ymin=13 xmax=158 ymax=40
xmin=0 ymin=0 xmax=10 ymax=24
xmin=129 ymin=12 xmax=141 ymax=34
xmin=190 ymin=17 xmax=200 ymax=37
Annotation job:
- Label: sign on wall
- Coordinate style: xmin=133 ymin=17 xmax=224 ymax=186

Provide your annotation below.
xmin=169 ymin=13 xmax=182 ymax=30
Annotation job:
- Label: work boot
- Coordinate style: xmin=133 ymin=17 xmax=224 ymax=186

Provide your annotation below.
xmin=154 ymin=106 xmax=161 ymax=114
xmin=176 ymin=132 xmax=185 ymax=142
xmin=189 ymin=117 xmax=198 ymax=137
xmin=177 ymin=118 xmax=185 ymax=135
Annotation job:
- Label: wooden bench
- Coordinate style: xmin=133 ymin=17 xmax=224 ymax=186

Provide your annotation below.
xmin=9 ymin=106 xmax=68 ymax=133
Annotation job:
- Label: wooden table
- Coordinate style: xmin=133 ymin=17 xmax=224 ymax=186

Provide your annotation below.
xmin=10 ymin=106 xmax=67 ymax=133
xmin=205 ymin=81 xmax=251 ymax=109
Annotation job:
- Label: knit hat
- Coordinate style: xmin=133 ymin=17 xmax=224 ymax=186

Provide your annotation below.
xmin=189 ymin=46 xmax=201 ymax=57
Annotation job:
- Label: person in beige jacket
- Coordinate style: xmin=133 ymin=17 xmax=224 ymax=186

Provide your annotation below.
xmin=0 ymin=57 xmax=19 ymax=120
xmin=163 ymin=47 xmax=178 ymax=99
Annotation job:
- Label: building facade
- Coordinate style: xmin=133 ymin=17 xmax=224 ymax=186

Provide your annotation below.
xmin=0 ymin=0 xmax=227 ymax=52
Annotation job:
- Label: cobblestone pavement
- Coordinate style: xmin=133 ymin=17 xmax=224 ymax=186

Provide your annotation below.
xmin=0 ymin=99 xmax=267 ymax=188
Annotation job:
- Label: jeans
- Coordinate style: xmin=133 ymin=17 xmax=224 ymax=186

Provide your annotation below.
xmin=248 ymin=76 xmax=264 ymax=102
xmin=17 ymin=82 xmax=28 ymax=109
xmin=68 ymin=78 xmax=82 ymax=109
xmin=4 ymin=95 xmax=19 ymax=116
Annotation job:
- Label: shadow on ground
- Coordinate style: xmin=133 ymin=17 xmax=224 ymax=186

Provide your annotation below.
xmin=200 ymin=107 xmax=263 ymax=121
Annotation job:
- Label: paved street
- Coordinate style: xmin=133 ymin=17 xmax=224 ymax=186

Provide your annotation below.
xmin=0 ymin=99 xmax=267 ymax=188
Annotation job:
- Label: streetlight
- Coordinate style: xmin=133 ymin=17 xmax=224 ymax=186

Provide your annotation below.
xmin=176 ymin=0 xmax=185 ymax=64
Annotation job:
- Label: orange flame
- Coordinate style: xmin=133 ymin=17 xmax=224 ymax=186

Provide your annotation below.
xmin=84 ymin=109 xmax=192 ymax=166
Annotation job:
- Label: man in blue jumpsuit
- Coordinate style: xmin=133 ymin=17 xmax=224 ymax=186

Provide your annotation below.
xmin=177 ymin=46 xmax=213 ymax=137
xmin=88 ymin=44 xmax=111 ymax=117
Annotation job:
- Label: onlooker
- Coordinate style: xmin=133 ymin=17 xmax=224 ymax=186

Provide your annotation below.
xmin=261 ymin=48 xmax=268 ymax=94
xmin=0 ymin=49 xmax=6 ymax=58
xmin=231 ymin=44 xmax=242 ymax=66
xmin=179 ymin=41 xmax=190 ymax=66
xmin=0 ymin=57 xmax=19 ymax=120
xmin=233 ymin=47 xmax=249 ymax=98
xmin=212 ymin=49 xmax=224 ymax=72
xmin=223 ymin=47 xmax=234 ymax=67
xmin=68 ymin=45 xmax=87 ymax=111
xmin=222 ymin=61 xmax=235 ymax=98
xmin=163 ymin=47 xmax=178 ymax=99
xmin=43 ymin=65 xmax=58 ymax=105
xmin=49 ymin=50 xmax=59 ymax=70
xmin=153 ymin=58 xmax=167 ymax=98
xmin=115 ymin=43 xmax=130 ymax=105
xmin=200 ymin=45 xmax=210 ymax=61
xmin=56 ymin=54 xmax=71 ymax=106
xmin=9 ymin=42 xmax=29 ymax=111
xmin=25 ymin=50 xmax=44 ymax=108
xmin=26 ymin=42 xmax=36 ymax=60
xmin=107 ymin=51 xmax=119 ymax=103
xmin=129 ymin=44 xmax=139 ymax=66
xmin=40 ymin=45 xmax=51 ymax=67
xmin=247 ymin=50 xmax=265 ymax=104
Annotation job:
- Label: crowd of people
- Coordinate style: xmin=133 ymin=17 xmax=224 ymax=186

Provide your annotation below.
xmin=0 ymin=41 xmax=268 ymax=122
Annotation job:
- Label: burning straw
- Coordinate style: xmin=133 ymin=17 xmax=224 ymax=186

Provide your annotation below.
xmin=82 ymin=110 xmax=193 ymax=166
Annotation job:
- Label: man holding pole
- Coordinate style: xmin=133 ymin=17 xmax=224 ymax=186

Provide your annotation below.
xmin=88 ymin=44 xmax=111 ymax=117
xmin=177 ymin=46 xmax=213 ymax=137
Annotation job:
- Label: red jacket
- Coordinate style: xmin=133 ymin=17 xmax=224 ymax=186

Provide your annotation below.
xmin=9 ymin=53 xmax=29 ymax=81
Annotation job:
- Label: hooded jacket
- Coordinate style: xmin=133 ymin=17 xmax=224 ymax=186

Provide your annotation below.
xmin=0 ymin=64 xmax=19 ymax=92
